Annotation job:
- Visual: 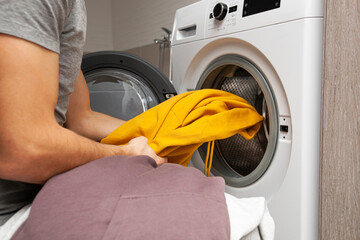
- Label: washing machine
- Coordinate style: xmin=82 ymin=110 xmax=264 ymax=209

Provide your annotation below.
xmin=81 ymin=51 xmax=176 ymax=120
xmin=171 ymin=0 xmax=323 ymax=239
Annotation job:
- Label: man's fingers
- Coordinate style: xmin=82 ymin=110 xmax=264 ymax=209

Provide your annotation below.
xmin=127 ymin=136 xmax=168 ymax=166
xmin=162 ymin=157 xmax=168 ymax=163
xmin=128 ymin=136 xmax=148 ymax=145
xmin=156 ymin=156 xmax=168 ymax=165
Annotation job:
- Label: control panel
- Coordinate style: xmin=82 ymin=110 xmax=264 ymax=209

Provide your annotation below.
xmin=207 ymin=0 xmax=281 ymax=37
xmin=172 ymin=0 xmax=323 ymax=46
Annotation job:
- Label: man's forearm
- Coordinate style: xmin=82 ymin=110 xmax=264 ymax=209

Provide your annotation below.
xmin=64 ymin=71 xmax=126 ymax=142
xmin=0 ymin=122 xmax=125 ymax=184
xmin=65 ymin=109 xmax=126 ymax=142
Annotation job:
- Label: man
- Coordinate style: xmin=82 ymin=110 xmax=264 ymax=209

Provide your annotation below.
xmin=0 ymin=0 xmax=166 ymax=225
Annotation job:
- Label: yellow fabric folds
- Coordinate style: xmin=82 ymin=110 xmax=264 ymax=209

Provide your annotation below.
xmin=101 ymin=89 xmax=263 ymax=166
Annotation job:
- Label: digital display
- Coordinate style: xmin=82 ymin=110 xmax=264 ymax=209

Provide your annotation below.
xmin=243 ymin=0 xmax=281 ymax=17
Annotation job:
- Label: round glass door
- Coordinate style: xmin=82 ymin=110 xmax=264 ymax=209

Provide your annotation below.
xmin=197 ymin=55 xmax=278 ymax=187
xmin=81 ymin=51 xmax=177 ymax=121
xmin=85 ymin=68 xmax=159 ymax=120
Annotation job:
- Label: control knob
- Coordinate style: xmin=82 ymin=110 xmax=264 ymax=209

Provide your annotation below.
xmin=213 ymin=2 xmax=228 ymax=21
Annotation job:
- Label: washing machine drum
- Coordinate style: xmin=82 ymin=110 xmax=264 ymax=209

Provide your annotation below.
xmin=197 ymin=55 xmax=278 ymax=187
xmin=81 ymin=51 xmax=176 ymax=120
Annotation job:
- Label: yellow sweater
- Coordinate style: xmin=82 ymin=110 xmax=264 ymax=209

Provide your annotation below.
xmin=101 ymin=89 xmax=263 ymax=166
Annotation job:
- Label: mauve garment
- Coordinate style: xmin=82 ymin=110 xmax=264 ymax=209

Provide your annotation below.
xmin=11 ymin=156 xmax=230 ymax=240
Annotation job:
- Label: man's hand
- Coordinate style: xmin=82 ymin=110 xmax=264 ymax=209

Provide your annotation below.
xmin=124 ymin=136 xmax=168 ymax=166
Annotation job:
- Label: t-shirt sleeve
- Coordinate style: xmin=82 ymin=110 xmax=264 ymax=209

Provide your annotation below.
xmin=0 ymin=0 xmax=71 ymax=53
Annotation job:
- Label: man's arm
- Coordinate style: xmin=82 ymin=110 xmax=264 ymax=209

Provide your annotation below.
xmin=0 ymin=34 xmax=164 ymax=184
xmin=64 ymin=71 xmax=125 ymax=142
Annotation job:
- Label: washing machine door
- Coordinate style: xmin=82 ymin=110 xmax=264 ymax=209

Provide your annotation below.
xmin=81 ymin=51 xmax=176 ymax=120
xmin=195 ymin=55 xmax=280 ymax=187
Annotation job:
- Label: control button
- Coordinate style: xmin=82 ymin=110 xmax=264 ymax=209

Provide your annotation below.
xmin=229 ymin=5 xmax=238 ymax=13
xmin=213 ymin=2 xmax=228 ymax=21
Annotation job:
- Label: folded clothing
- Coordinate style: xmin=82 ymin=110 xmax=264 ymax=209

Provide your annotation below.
xmin=10 ymin=155 xmax=230 ymax=240
xmin=2 ymin=156 xmax=275 ymax=240
xmin=225 ymin=194 xmax=275 ymax=240
xmin=2 ymin=195 xmax=275 ymax=240
xmin=101 ymin=89 xmax=263 ymax=166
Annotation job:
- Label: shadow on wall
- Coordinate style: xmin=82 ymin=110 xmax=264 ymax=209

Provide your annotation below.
xmin=125 ymin=44 xmax=170 ymax=78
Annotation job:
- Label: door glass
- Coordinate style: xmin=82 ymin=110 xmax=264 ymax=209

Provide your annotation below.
xmin=197 ymin=55 xmax=278 ymax=187
xmin=85 ymin=68 xmax=159 ymax=120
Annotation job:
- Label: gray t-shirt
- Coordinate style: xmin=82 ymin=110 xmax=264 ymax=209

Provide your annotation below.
xmin=0 ymin=0 xmax=87 ymax=225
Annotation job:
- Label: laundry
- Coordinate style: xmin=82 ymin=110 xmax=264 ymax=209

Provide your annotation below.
xmin=101 ymin=89 xmax=264 ymax=167
xmin=0 ymin=156 xmax=275 ymax=240
xmin=3 ymin=155 xmax=274 ymax=240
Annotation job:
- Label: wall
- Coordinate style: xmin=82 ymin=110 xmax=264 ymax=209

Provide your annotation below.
xmin=84 ymin=0 xmax=198 ymax=75
xmin=85 ymin=0 xmax=198 ymax=51
xmin=111 ymin=0 xmax=197 ymax=51
xmin=84 ymin=0 xmax=114 ymax=52
xmin=320 ymin=0 xmax=360 ymax=239
xmin=111 ymin=0 xmax=198 ymax=77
